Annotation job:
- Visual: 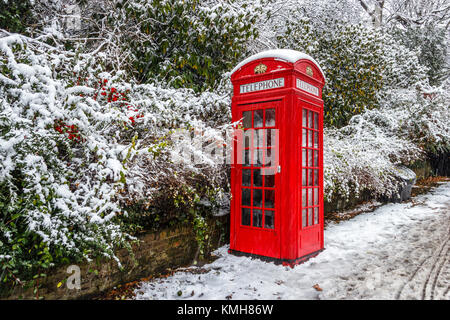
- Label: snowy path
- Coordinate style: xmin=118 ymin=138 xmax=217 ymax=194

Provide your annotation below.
xmin=134 ymin=182 xmax=450 ymax=300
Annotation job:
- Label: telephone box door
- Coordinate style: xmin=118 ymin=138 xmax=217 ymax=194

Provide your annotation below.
xmin=233 ymin=100 xmax=281 ymax=258
xmin=299 ymin=103 xmax=323 ymax=257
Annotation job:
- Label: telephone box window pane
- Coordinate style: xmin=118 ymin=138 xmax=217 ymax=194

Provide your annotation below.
xmin=314 ymin=150 xmax=319 ymax=167
xmin=302 ymin=129 xmax=307 ymax=147
xmin=314 ymin=113 xmax=319 ymax=129
xmin=253 ymin=209 xmax=263 ymax=228
xmin=264 ymin=190 xmax=275 ymax=208
xmin=265 ymin=148 xmax=272 ymax=167
xmin=302 ymin=209 xmax=307 ymax=228
xmin=314 ymin=188 xmax=319 ymax=205
xmin=243 ymin=111 xmax=252 ymax=128
xmin=314 ymin=132 xmax=319 ymax=148
xmin=309 ymin=111 xmax=314 ymax=129
xmin=264 ymin=172 xmax=275 ymax=187
xmin=303 ymin=109 xmax=308 ymax=127
xmin=314 ymin=207 xmax=319 ymax=224
xmin=254 ymin=110 xmax=264 ymax=128
xmin=302 ymin=169 xmax=307 ymax=186
xmin=266 ymin=129 xmax=276 ymax=147
xmin=242 ymin=188 xmax=251 ymax=206
xmin=308 ymin=188 xmax=313 ymax=206
xmin=309 ymin=130 xmax=314 ymax=147
xmin=254 ymin=149 xmax=263 ymax=166
xmin=253 ymin=189 xmax=263 ymax=207
xmin=309 ymin=149 xmax=314 ymax=167
xmin=265 ymin=109 xmax=276 ymax=127
xmin=314 ymin=169 xmax=319 ymax=186
xmin=242 ymin=208 xmax=251 ymax=226
xmin=253 ymin=169 xmax=262 ymax=187
xmin=307 ymin=208 xmax=313 ymax=226
xmin=242 ymin=169 xmax=251 ymax=186
xmin=302 ymin=149 xmax=307 ymax=166
xmin=244 ymin=132 xmax=251 ymax=149
xmin=309 ymin=169 xmax=314 ymax=186
xmin=254 ymin=130 xmax=263 ymax=148
xmin=302 ymin=189 xmax=307 ymax=207
xmin=264 ymin=210 xmax=274 ymax=229
xmin=244 ymin=150 xmax=251 ymax=166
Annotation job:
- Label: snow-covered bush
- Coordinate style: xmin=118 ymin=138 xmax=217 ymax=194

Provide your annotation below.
xmin=0 ymin=33 xmax=139 ymax=289
xmin=324 ymin=83 xmax=450 ymax=202
xmin=0 ymin=29 xmax=232 ymax=290
xmin=391 ymin=24 xmax=448 ymax=86
xmin=279 ymin=18 xmax=386 ymax=127
xmin=121 ymin=0 xmax=260 ymax=90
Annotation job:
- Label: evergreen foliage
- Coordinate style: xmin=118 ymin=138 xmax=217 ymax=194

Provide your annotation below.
xmin=279 ymin=18 xmax=386 ymax=127
xmin=0 ymin=0 xmax=34 ymax=33
xmin=121 ymin=0 xmax=259 ymax=91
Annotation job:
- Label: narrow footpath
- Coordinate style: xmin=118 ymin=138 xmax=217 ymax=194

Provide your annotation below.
xmin=134 ymin=182 xmax=450 ymax=300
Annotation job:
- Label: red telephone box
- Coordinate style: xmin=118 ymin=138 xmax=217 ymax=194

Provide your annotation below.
xmin=229 ymin=49 xmax=326 ymax=265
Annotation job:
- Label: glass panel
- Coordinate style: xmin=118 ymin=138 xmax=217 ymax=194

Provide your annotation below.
xmin=314 ymin=169 xmax=319 ymax=186
xmin=244 ymin=130 xmax=251 ymax=148
xmin=309 ymin=111 xmax=313 ymax=129
xmin=314 ymin=207 xmax=319 ymax=224
xmin=302 ymin=168 xmax=307 ymax=186
xmin=309 ymin=169 xmax=314 ymax=186
xmin=253 ymin=169 xmax=262 ymax=187
xmin=266 ymin=129 xmax=276 ymax=147
xmin=243 ymin=111 xmax=252 ymax=128
xmin=302 ymin=129 xmax=307 ymax=147
xmin=264 ymin=190 xmax=275 ymax=208
xmin=309 ymin=129 xmax=313 ymax=147
xmin=244 ymin=149 xmax=250 ymax=166
xmin=264 ymin=172 xmax=275 ymax=187
xmin=309 ymin=149 xmax=314 ymax=167
xmin=302 ymin=149 xmax=307 ymax=167
xmin=254 ymin=110 xmax=264 ymax=128
xmin=242 ymin=188 xmax=251 ymax=206
xmin=314 ymin=188 xmax=319 ymax=205
xmin=253 ymin=189 xmax=262 ymax=208
xmin=302 ymin=209 xmax=307 ymax=228
xmin=264 ymin=210 xmax=274 ymax=229
xmin=308 ymin=208 xmax=314 ymax=226
xmin=303 ymin=109 xmax=308 ymax=127
xmin=253 ymin=130 xmax=263 ymax=148
xmin=253 ymin=149 xmax=263 ymax=166
xmin=302 ymin=189 xmax=307 ymax=207
xmin=253 ymin=209 xmax=262 ymax=228
xmin=265 ymin=109 xmax=276 ymax=127
xmin=262 ymin=149 xmax=272 ymax=167
xmin=314 ymin=113 xmax=319 ymax=129
xmin=242 ymin=169 xmax=251 ymax=186
xmin=314 ymin=132 xmax=319 ymax=148
xmin=308 ymin=188 xmax=313 ymax=206
xmin=242 ymin=208 xmax=251 ymax=226
xmin=314 ymin=150 xmax=319 ymax=167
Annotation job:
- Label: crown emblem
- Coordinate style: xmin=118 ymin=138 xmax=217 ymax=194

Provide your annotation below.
xmin=254 ymin=63 xmax=267 ymax=74
xmin=306 ymin=66 xmax=313 ymax=77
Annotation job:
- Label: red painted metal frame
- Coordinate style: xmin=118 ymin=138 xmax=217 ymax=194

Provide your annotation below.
xmin=230 ymin=56 xmax=325 ymax=264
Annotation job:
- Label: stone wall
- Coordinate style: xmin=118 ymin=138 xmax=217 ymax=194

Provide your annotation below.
xmin=5 ymin=215 xmax=228 ymax=300
xmin=324 ymin=160 xmax=436 ymax=215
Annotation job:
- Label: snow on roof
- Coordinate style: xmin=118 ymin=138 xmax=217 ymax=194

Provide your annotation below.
xmin=231 ymin=49 xmax=326 ymax=81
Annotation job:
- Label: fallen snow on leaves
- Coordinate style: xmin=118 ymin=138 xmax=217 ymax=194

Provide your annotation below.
xmin=135 ymin=182 xmax=450 ymax=300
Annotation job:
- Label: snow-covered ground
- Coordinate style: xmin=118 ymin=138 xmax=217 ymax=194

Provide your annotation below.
xmin=134 ymin=182 xmax=450 ymax=300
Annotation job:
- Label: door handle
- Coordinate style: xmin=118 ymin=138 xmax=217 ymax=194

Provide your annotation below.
xmin=277 ymin=165 xmax=281 ymax=173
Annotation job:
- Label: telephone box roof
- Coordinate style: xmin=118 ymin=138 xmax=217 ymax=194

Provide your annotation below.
xmin=231 ymin=49 xmax=326 ymax=81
